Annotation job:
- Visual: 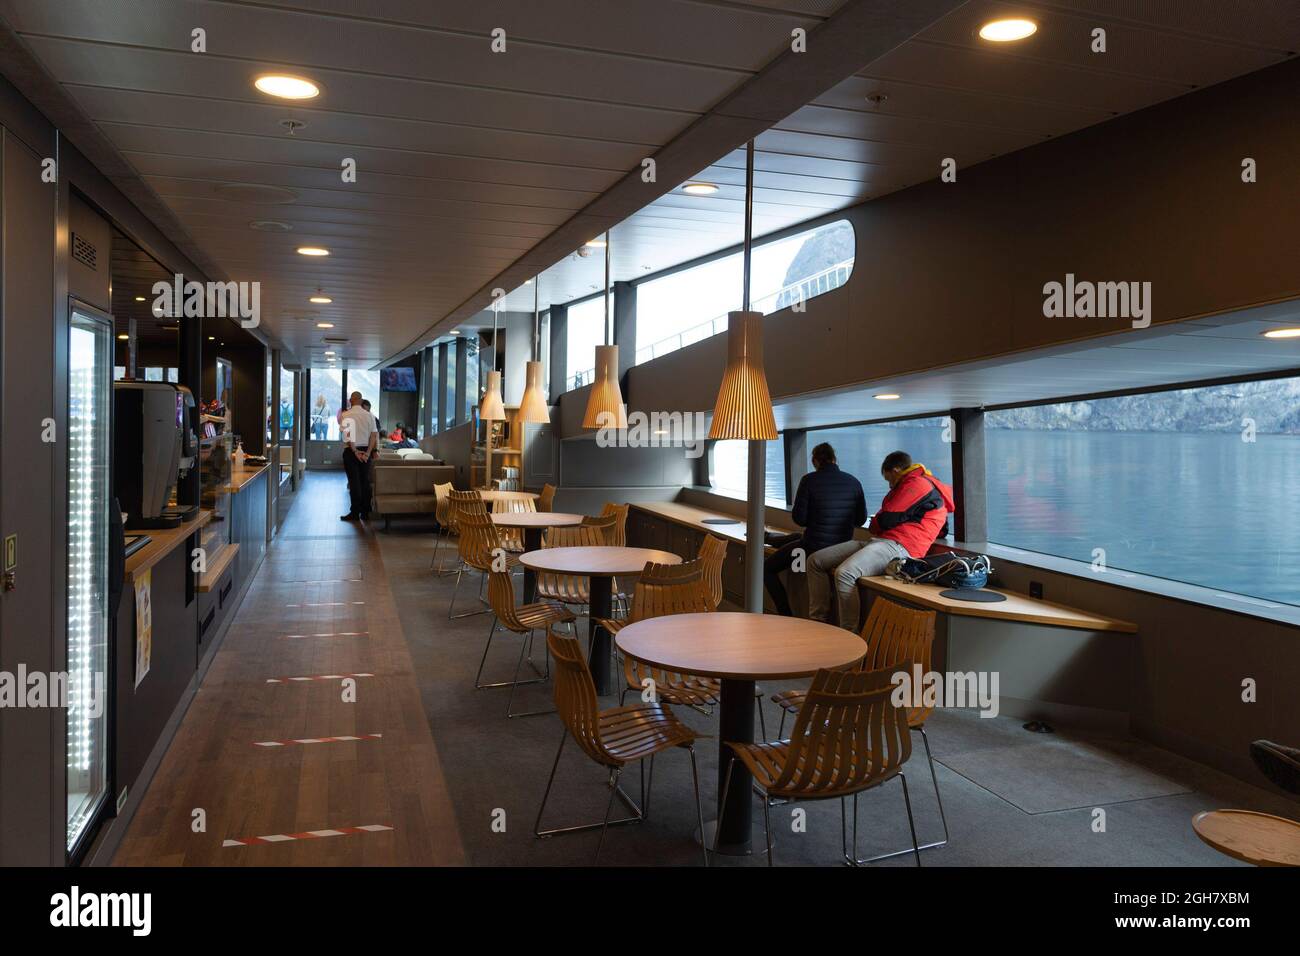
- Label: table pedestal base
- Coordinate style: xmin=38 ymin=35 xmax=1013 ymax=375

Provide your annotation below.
xmin=695 ymin=820 xmax=774 ymax=857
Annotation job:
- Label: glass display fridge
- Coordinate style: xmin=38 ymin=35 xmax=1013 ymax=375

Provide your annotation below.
xmin=66 ymin=303 xmax=112 ymax=856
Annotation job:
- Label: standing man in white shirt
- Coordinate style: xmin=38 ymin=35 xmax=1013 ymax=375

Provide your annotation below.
xmin=339 ymin=391 xmax=378 ymax=521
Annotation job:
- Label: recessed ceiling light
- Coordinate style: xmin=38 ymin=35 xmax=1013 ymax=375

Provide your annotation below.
xmin=254 ymin=73 xmax=320 ymax=99
xmin=297 ymin=246 xmax=330 ymax=257
xmin=316 ymin=321 xmax=334 ymax=328
xmin=524 ymin=279 xmax=533 ymax=285
xmin=208 ymin=336 xmax=215 ymax=341
xmin=324 ymin=351 xmax=336 ymax=356
xmin=309 ymin=295 xmax=333 ymax=304
xmin=1262 ymin=327 xmax=1300 ymax=339
xmin=682 ymin=182 xmax=719 ymax=196
xmin=134 ymin=296 xmax=146 ymax=302
xmin=117 ymin=334 xmax=129 ymax=341
xmin=450 ymin=329 xmax=461 ymax=335
xmin=874 ymin=393 xmax=901 ymax=400
xmin=584 ymin=238 xmax=606 ymax=248
xmin=978 ymin=18 xmax=1037 ymax=41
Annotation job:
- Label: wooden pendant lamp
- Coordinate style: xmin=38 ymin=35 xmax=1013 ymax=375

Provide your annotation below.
xmin=581 ymin=230 xmax=627 ymax=429
xmin=518 ymin=278 xmax=550 ymax=423
xmin=708 ymin=141 xmax=776 ymax=440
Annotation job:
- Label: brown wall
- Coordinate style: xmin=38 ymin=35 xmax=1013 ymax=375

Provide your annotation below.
xmin=625 ymin=57 xmax=1300 ymax=418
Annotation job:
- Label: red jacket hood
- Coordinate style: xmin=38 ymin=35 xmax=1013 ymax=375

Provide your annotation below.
xmin=891 ymin=465 xmax=955 ymax=512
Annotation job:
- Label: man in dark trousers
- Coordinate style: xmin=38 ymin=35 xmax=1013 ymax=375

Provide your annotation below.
xmin=339 ymin=391 xmax=378 ymax=521
xmin=764 ymin=442 xmax=866 ymax=616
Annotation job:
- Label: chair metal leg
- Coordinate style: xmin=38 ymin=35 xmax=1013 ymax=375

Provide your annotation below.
xmin=754 ymin=690 xmax=767 ymax=740
xmin=762 ymin=795 xmax=774 ymax=866
xmin=777 ymin=709 xmax=787 ymax=739
xmin=687 ymin=746 xmax=708 ymax=867
xmin=506 ymin=629 xmax=555 ymax=718
xmin=477 ymin=618 xmax=548 ymax=693
xmin=900 ymin=773 xmax=922 ymax=867
xmin=920 ymin=726 xmax=951 ymax=847
xmin=842 ymin=727 xmax=949 ymax=864
xmin=450 ymin=567 xmax=492 ymax=619
xmin=594 ymin=767 xmax=623 ymax=865
xmin=535 ymin=746 xmax=645 ymax=841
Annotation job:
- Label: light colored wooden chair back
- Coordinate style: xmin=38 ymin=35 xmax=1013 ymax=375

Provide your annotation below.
xmin=494 ymin=495 xmax=536 ymax=550
xmin=626 ymin=560 xmax=710 ymax=623
xmin=773 ymin=664 xmax=913 ymax=800
xmin=487 ymin=570 xmax=535 ymax=633
xmin=860 ymin=598 xmax=937 ymax=726
xmin=547 ymin=631 xmax=615 ymax=767
xmin=434 ymin=482 xmax=455 ymax=528
xmin=457 ymin=509 xmax=507 ymax=573
xmin=600 ymin=502 xmax=629 ymax=547
xmin=696 ymin=534 xmax=727 ymax=610
xmin=621 ymin=561 xmax=712 ymax=693
xmin=580 ymin=512 xmax=618 ymax=541
xmin=447 ymin=489 xmax=485 ymax=534
xmin=536 ymin=522 xmax=607 ymax=604
xmin=537 ymin=483 xmax=557 ymax=513
xmin=544 ymin=522 xmax=607 ymax=548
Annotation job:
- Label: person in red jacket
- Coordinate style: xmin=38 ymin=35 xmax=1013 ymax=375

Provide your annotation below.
xmin=808 ymin=450 xmax=955 ymax=630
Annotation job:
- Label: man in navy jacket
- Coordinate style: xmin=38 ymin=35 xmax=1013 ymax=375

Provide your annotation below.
xmin=764 ymin=442 xmax=866 ymax=615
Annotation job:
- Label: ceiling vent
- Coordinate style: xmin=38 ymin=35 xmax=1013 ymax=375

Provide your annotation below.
xmin=321 ymin=336 xmax=350 ymax=345
xmin=71 ymin=232 xmax=98 ymax=271
xmin=250 ymin=219 xmax=293 ymax=232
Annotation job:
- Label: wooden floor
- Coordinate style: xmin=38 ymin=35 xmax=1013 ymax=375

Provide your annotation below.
xmin=112 ymin=473 xmax=466 ymax=865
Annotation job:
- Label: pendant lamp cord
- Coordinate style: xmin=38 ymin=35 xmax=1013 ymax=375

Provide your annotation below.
xmin=743 ymin=140 xmax=754 ymax=311
xmin=603 ymin=230 xmax=612 ymax=344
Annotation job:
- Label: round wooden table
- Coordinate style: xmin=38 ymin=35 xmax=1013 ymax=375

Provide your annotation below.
xmin=490 ymin=512 xmax=584 ymax=601
xmin=519 ymin=546 xmax=680 ymax=694
xmin=617 ymin=612 xmax=864 ymax=855
xmin=1192 ymin=809 xmax=1300 ymax=866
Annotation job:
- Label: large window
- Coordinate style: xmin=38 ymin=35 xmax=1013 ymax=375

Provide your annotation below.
xmin=986 ymin=376 xmax=1300 ymax=607
xmin=566 ymin=296 xmax=609 ymax=390
xmin=348 ymin=367 xmax=381 ymax=430
xmin=803 ymin=417 xmax=953 ymax=509
xmin=308 ymin=368 xmax=343 ymax=441
xmin=636 ymin=219 xmax=854 ymax=365
xmin=709 ymin=439 xmax=787 ymax=506
xmin=279 ymin=367 xmax=295 ymax=441
xmin=444 ymin=342 xmax=458 ymax=429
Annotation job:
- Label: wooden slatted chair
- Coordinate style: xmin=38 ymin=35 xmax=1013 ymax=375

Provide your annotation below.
xmin=534 ymin=517 xmax=613 ymax=608
xmin=769 ymin=596 xmax=946 ymax=862
xmin=601 ymin=502 xmax=632 ymax=611
xmin=592 ymin=560 xmax=723 ymax=712
xmin=534 ymin=630 xmax=707 ymax=866
xmin=479 ymin=569 xmax=576 ymax=718
xmin=537 ymin=483 xmax=557 ymax=513
xmin=429 ymin=481 xmax=457 ymax=573
xmin=717 ymin=663 xmax=922 ymax=867
xmin=493 ymin=495 xmax=536 ymax=553
xmin=450 ymin=508 xmax=519 ymax=620
xmin=696 ymin=534 xmax=727 ymax=611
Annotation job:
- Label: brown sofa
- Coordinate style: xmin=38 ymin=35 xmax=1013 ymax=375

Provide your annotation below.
xmin=370 ymin=461 xmax=455 ymax=529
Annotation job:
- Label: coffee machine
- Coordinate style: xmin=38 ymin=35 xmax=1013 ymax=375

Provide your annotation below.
xmin=113 ymin=381 xmax=200 ymax=529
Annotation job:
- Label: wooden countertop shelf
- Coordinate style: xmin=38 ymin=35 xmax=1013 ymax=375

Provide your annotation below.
xmin=859 ymin=576 xmax=1137 ymax=633
xmin=197 ymin=543 xmax=239 ymax=592
xmin=631 ymin=501 xmax=789 ymax=551
xmin=225 ymin=461 xmax=271 ymax=494
xmin=125 ymin=511 xmax=212 ymax=582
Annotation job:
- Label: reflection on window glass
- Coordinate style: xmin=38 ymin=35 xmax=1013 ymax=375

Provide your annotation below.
xmin=309 ymin=367 xmax=343 ymax=441
xmin=279 ymin=367 xmax=295 ymax=440
xmin=143 ymin=367 xmax=163 ymax=382
xmin=444 ymin=343 xmax=458 ymax=429
xmin=348 ymin=367 xmax=381 ymax=430
xmin=804 ymin=418 xmax=952 ymax=509
xmin=986 ymin=377 xmax=1300 ymax=606
xmin=709 ymin=439 xmax=786 ymax=506
xmin=635 ymin=219 xmax=854 ymax=365
xmin=566 ymin=296 xmax=608 ymax=390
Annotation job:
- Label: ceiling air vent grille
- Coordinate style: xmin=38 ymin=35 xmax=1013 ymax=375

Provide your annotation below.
xmin=321 ymin=336 xmax=350 ymax=345
xmin=71 ymin=232 xmax=98 ymax=271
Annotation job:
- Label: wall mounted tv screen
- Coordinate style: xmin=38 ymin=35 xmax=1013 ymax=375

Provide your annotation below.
xmin=380 ymin=367 xmax=418 ymax=392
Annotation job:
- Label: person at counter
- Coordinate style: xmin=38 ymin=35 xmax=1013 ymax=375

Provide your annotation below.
xmin=764 ymin=442 xmax=865 ymax=617
xmin=340 ymin=391 xmax=378 ymax=522
xmin=808 ymin=450 xmax=955 ymax=630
